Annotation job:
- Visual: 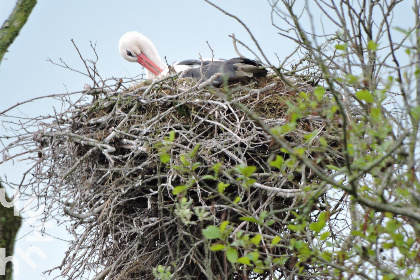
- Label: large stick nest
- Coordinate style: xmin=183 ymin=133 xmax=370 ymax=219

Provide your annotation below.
xmin=31 ymin=75 xmax=344 ymax=279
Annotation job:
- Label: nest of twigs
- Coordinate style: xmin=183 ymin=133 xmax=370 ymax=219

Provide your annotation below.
xmin=32 ymin=74 xmax=344 ymax=279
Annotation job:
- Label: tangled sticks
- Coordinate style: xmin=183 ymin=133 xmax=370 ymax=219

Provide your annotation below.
xmin=28 ymin=75 xmax=343 ymax=279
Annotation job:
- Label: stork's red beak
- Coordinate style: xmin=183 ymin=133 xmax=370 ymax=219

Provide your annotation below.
xmin=136 ymin=53 xmax=163 ymax=76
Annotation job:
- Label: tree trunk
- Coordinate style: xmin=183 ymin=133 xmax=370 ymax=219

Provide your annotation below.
xmin=0 ymin=183 xmax=22 ymax=280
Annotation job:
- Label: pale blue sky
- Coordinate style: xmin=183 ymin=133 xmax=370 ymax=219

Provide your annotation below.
xmin=0 ymin=1 xmax=416 ymax=279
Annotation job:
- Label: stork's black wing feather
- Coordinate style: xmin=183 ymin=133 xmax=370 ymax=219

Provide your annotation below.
xmin=180 ymin=57 xmax=266 ymax=86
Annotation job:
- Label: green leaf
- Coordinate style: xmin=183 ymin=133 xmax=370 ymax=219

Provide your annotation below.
xmin=271 ymin=236 xmax=281 ymax=245
xmin=201 ymin=175 xmax=216 ymax=180
xmin=345 ymin=74 xmax=358 ymax=84
xmin=314 ymin=86 xmax=325 ymax=100
xmin=290 ymin=112 xmax=301 ymax=123
xmin=309 ymin=222 xmax=321 ymax=233
xmin=393 ymin=233 xmax=404 ymax=247
xmin=360 ymin=185 xmax=371 ymax=193
xmin=247 ymin=252 xmax=260 ymax=262
xmin=168 ymin=130 xmax=175 ymax=142
xmin=370 ymin=107 xmax=381 ymax=119
xmin=266 ymin=219 xmax=275 ymax=226
xmin=253 ymin=268 xmax=264 ymax=274
xmin=299 ymin=91 xmax=308 ymax=99
xmin=233 ymin=196 xmax=241 ymax=204
xmin=325 ymin=164 xmax=339 ymax=171
xmin=211 ymin=244 xmax=226 ymax=251
xmin=335 ymin=43 xmax=348 ymax=50
xmin=202 ymin=225 xmax=222 ymax=239
xmin=385 ymin=212 xmax=393 ymax=219
xmin=212 ymin=162 xmax=222 ymax=174
xmin=217 ymin=182 xmax=230 ymax=193
xmin=251 ymin=234 xmax=262 ymax=246
xmin=287 ymin=224 xmax=302 ymax=231
xmin=383 ymin=242 xmax=394 ymax=249
xmin=367 ymin=40 xmax=378 ymax=51
xmin=172 ymin=185 xmax=187 ymax=195
xmin=321 ymin=252 xmax=332 ymax=261
xmin=304 ymin=129 xmax=320 ymax=143
xmin=190 ymin=144 xmax=200 ymax=157
xmin=290 ymin=239 xmax=303 ymax=250
xmin=351 ymin=230 xmax=365 ymax=237
xmin=259 ymin=211 xmax=268 ymax=220
xmin=232 ymin=239 xmax=246 ymax=247
xmin=384 ymin=274 xmax=397 ymax=280
xmin=226 ymin=248 xmax=239 ymax=263
xmin=160 ymin=153 xmax=170 ymax=163
xmin=237 ymin=165 xmax=256 ymax=177
xmin=318 ymin=212 xmax=326 ymax=224
xmin=294 ymin=148 xmax=305 ymax=156
xmin=385 ymin=219 xmax=400 ymax=232
xmin=393 ymin=26 xmax=411 ymax=35
xmin=238 ymin=256 xmax=251 ymax=265
xmin=319 ymin=137 xmax=328 ymax=147
xmin=240 ymin=216 xmax=260 ymax=224
xmin=220 ymin=221 xmax=229 ymax=232
xmin=299 ymin=244 xmax=311 ymax=256
xmin=273 ymin=257 xmax=287 ymax=265
xmin=245 ymin=178 xmax=256 ymax=185
xmin=406 ymin=269 xmax=415 ymax=276
xmin=411 ymin=106 xmax=420 ymax=122
xmin=272 ymin=123 xmax=295 ymax=134
xmin=270 ymin=155 xmax=284 ymax=170
xmin=191 ymin=162 xmax=201 ymax=170
xmin=309 ymin=212 xmax=326 ymax=233
xmin=180 ymin=155 xmax=189 ymax=166
xmin=320 ymin=231 xmax=330 ymax=240
xmin=356 ymin=89 xmax=374 ymax=103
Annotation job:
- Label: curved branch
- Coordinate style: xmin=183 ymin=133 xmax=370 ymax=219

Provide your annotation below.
xmin=63 ymin=204 xmax=106 ymax=220
xmin=0 ymin=0 xmax=37 ymax=64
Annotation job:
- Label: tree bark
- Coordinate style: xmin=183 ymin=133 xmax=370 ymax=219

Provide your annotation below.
xmin=0 ymin=0 xmax=37 ymax=64
xmin=0 ymin=183 xmax=22 ymax=280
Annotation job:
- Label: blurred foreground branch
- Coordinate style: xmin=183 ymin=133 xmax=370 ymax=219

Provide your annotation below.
xmin=0 ymin=0 xmax=37 ymax=64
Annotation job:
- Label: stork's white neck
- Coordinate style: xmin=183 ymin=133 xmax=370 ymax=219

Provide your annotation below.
xmin=137 ymin=36 xmax=168 ymax=79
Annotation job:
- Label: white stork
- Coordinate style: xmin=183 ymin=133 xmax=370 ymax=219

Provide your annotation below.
xmin=119 ymin=31 xmax=267 ymax=85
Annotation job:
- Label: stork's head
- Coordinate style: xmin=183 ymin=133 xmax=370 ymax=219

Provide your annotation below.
xmin=119 ymin=31 xmax=164 ymax=76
